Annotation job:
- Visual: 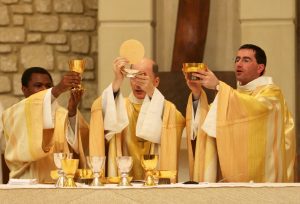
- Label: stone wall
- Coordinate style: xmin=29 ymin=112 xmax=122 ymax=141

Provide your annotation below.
xmin=0 ymin=0 xmax=98 ymax=120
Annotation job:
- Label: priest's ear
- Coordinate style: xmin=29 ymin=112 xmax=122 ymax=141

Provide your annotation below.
xmin=152 ymin=63 xmax=160 ymax=87
xmin=22 ymin=85 xmax=33 ymax=98
xmin=258 ymin=63 xmax=265 ymax=76
xmin=153 ymin=76 xmax=160 ymax=87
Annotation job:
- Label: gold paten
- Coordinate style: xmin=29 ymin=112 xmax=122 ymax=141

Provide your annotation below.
xmin=158 ymin=170 xmax=177 ymax=184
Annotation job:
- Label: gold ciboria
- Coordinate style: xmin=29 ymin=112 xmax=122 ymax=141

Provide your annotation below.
xmin=69 ymin=59 xmax=85 ymax=90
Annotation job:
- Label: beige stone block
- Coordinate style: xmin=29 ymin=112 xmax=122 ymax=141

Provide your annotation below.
xmin=51 ymin=73 xmax=62 ymax=86
xmin=98 ymin=23 xmax=153 ymax=94
xmin=27 ymin=15 xmax=59 ymax=32
xmin=85 ymin=10 xmax=97 ymax=17
xmin=0 ymin=95 xmax=20 ymax=109
xmin=1 ymin=0 xmax=18 ymax=4
xmin=55 ymin=45 xmax=70 ymax=52
xmin=20 ymin=45 xmax=54 ymax=70
xmin=13 ymin=15 xmax=24 ymax=25
xmin=0 ymin=45 xmax=12 ymax=53
xmin=99 ymin=0 xmax=153 ymax=21
xmin=27 ymin=33 xmax=42 ymax=42
xmin=240 ymin=0 xmax=295 ymax=19
xmin=53 ymin=0 xmax=83 ymax=13
xmin=35 ymin=0 xmax=52 ymax=13
xmin=91 ymin=35 xmax=97 ymax=53
xmin=13 ymin=73 xmax=22 ymax=96
xmin=0 ymin=5 xmax=9 ymax=25
xmin=0 ymin=76 xmax=11 ymax=93
xmin=0 ymin=55 xmax=18 ymax=72
xmin=71 ymin=34 xmax=89 ymax=54
xmin=45 ymin=34 xmax=67 ymax=44
xmin=61 ymin=16 xmax=95 ymax=31
xmin=85 ymin=0 xmax=98 ymax=10
xmin=11 ymin=4 xmax=32 ymax=14
xmin=241 ymin=21 xmax=295 ymax=114
xmin=82 ymin=71 xmax=94 ymax=80
xmin=84 ymin=56 xmax=94 ymax=70
xmin=56 ymin=55 xmax=69 ymax=71
xmin=0 ymin=28 xmax=25 ymax=42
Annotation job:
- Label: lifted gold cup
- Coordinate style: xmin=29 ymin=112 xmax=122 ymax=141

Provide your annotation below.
xmin=182 ymin=63 xmax=207 ymax=80
xmin=69 ymin=59 xmax=85 ymax=90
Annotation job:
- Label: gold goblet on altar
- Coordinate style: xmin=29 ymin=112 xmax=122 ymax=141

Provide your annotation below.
xmin=61 ymin=158 xmax=79 ymax=187
xmin=53 ymin=153 xmax=73 ymax=187
xmin=141 ymin=154 xmax=158 ymax=186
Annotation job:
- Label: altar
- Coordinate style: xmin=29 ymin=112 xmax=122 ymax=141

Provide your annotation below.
xmin=1 ymin=183 xmax=300 ymax=204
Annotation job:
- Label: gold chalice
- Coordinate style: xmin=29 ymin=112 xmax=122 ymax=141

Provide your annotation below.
xmin=182 ymin=63 xmax=207 ymax=80
xmin=86 ymin=156 xmax=106 ymax=186
xmin=53 ymin=153 xmax=73 ymax=188
xmin=61 ymin=158 xmax=79 ymax=187
xmin=116 ymin=156 xmax=133 ymax=186
xmin=141 ymin=154 xmax=158 ymax=186
xmin=69 ymin=59 xmax=85 ymax=90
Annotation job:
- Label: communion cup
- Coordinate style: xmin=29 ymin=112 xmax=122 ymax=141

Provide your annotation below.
xmin=182 ymin=63 xmax=207 ymax=80
xmin=69 ymin=59 xmax=85 ymax=90
xmin=141 ymin=154 xmax=158 ymax=186
xmin=86 ymin=156 xmax=106 ymax=186
xmin=116 ymin=156 xmax=133 ymax=186
xmin=53 ymin=153 xmax=73 ymax=188
xmin=61 ymin=158 xmax=79 ymax=188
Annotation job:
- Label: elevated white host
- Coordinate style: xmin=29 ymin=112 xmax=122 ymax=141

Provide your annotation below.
xmin=119 ymin=39 xmax=145 ymax=64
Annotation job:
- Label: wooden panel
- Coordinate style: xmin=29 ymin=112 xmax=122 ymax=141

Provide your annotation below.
xmin=171 ymin=0 xmax=210 ymax=71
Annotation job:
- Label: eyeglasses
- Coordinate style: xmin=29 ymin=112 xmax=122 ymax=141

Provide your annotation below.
xmin=234 ymin=56 xmax=253 ymax=64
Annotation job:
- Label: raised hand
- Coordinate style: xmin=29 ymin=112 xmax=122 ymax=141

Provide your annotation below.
xmin=112 ymin=57 xmax=128 ymax=92
xmin=196 ymin=69 xmax=219 ymax=90
xmin=51 ymin=71 xmax=81 ymax=98
xmin=132 ymin=72 xmax=155 ymax=97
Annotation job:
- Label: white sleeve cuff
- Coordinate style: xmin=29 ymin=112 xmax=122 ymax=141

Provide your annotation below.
xmin=102 ymin=84 xmax=128 ymax=141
